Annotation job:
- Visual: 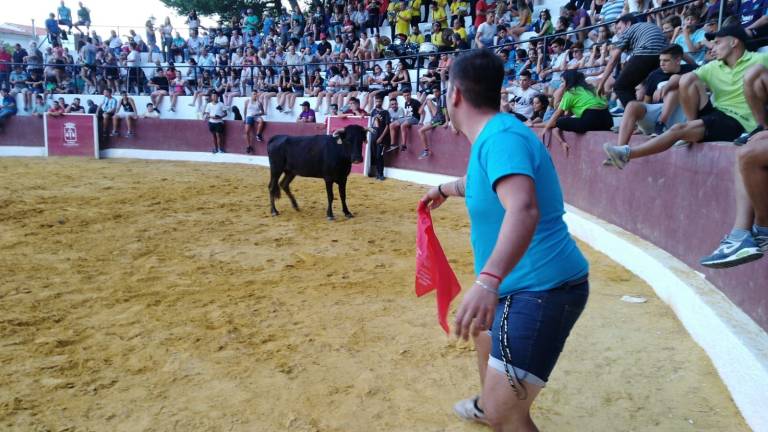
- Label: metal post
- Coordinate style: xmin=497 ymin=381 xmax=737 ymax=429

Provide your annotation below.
xmin=718 ymin=0 xmax=725 ymax=28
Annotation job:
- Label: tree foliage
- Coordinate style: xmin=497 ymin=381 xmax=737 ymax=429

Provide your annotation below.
xmin=159 ymin=0 xmax=285 ymax=21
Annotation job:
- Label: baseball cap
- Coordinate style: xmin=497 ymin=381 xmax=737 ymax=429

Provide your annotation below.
xmin=301 ymin=101 xmax=310 ymax=107
xmin=705 ymin=25 xmax=750 ymax=42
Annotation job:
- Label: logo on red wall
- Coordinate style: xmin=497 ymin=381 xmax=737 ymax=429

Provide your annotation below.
xmin=63 ymin=122 xmax=78 ymax=147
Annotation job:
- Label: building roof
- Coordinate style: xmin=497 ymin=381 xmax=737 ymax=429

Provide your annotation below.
xmin=0 ymin=23 xmax=48 ymax=38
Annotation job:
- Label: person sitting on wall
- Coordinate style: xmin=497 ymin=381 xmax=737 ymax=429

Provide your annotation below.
xmin=115 ymin=91 xmax=139 ymax=137
xmin=9 ymin=66 xmax=30 ymax=112
xmin=0 ymin=89 xmax=18 ymax=132
xmin=602 ymin=44 xmax=696 ymax=152
xmin=604 ymin=26 xmax=768 ymax=169
xmin=66 ymin=97 xmax=85 ymax=113
xmin=97 ymin=88 xmax=118 ymax=137
xmin=417 ymin=86 xmax=456 ymax=159
xmin=389 ymin=89 xmax=422 ymax=151
xmin=30 ymin=95 xmax=48 ymax=117
xmin=297 ymin=100 xmax=316 ymax=123
xmin=524 ymin=94 xmax=552 ymax=128
xmin=149 ymin=68 xmax=170 ymax=112
xmin=699 ymin=130 xmax=768 ymax=268
xmin=338 ymin=97 xmax=368 ymax=117
xmin=542 ymin=70 xmax=612 ymax=156
xmin=142 ymin=103 xmax=161 ymax=119
xmin=244 ymin=91 xmax=267 ymax=154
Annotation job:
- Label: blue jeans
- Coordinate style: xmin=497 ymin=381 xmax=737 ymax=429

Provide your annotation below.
xmin=489 ymin=276 xmax=589 ymax=387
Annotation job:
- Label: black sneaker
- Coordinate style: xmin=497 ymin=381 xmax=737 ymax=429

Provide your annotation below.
xmin=246 ymin=145 xmax=254 ymax=154
xmin=212 ymin=148 xmax=218 ymax=154
xmin=276 ymin=105 xmax=283 ymax=112
xmin=735 ymin=125 xmax=764 ymax=146
xmin=652 ymin=121 xmax=666 ymax=137
xmin=256 ymin=133 xmax=263 ymax=142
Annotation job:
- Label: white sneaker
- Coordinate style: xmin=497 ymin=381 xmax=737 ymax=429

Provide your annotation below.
xmin=453 ymin=396 xmax=489 ymax=425
xmin=673 ymin=139 xmax=691 ymax=149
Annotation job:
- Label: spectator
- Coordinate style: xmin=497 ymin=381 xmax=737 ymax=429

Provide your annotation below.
xmin=532 ymin=8 xmax=554 ymax=36
xmin=0 ymin=88 xmax=17 ymax=131
xmin=149 ymin=68 xmax=170 ymax=111
xmin=160 ymin=17 xmax=174 ymax=62
xmin=417 ymin=86 xmax=452 ymax=158
xmin=543 ymin=70 xmax=612 ymax=154
xmin=699 ymin=132 xmax=768 ymax=268
xmin=9 ymin=66 xmax=29 ymax=111
xmin=672 ymin=8 xmax=709 ymax=65
xmin=97 ymin=89 xmax=118 ymax=137
xmin=65 ymin=97 xmax=85 ymax=113
xmin=0 ymin=45 xmax=11 ymax=91
xmin=475 ymin=12 xmax=497 ymax=48
xmin=339 ymin=96 xmax=368 ymax=117
xmin=564 ymin=2 xmax=591 ymax=42
xmin=538 ymin=37 xmax=568 ymax=93
xmin=243 ymin=91 xmax=266 ymax=153
xmin=48 ymin=100 xmax=66 ymax=117
xmin=395 ymin=3 xmax=412 ymax=36
xmin=525 ymin=94 xmax=551 ymax=127
xmin=142 ymin=102 xmax=160 ymax=118
xmin=45 ymin=13 xmax=62 ymax=46
xmin=57 ymin=1 xmax=74 ymax=33
xmin=597 ymin=14 xmax=667 ymax=109
xmin=75 ymin=1 xmax=91 ymax=33
xmin=115 ymin=91 xmax=138 ymax=137
xmin=297 ymin=100 xmax=316 ymax=123
xmin=389 ymin=88 xmax=422 ymax=150
xmin=30 ymin=94 xmax=48 ymax=117
xmin=606 ymin=44 xmax=694 ymax=151
xmin=204 ymin=92 xmax=227 ymax=153
xmin=604 ymin=26 xmax=767 ymax=169
xmin=502 ymin=69 xmax=540 ymax=121
xmin=450 ymin=0 xmax=470 ymax=27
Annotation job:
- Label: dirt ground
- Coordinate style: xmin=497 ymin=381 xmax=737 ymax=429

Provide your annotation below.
xmin=0 ymin=158 xmax=749 ymax=432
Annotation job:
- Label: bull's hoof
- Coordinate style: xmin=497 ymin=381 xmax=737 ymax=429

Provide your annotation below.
xmin=327 ymin=216 xmax=335 ymax=221
xmin=344 ymin=213 xmax=354 ymax=219
xmin=292 ymin=205 xmax=300 ymax=212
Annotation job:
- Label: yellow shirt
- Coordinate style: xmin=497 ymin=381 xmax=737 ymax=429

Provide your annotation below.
xmin=432 ymin=7 xmax=448 ymax=27
xmin=408 ymin=33 xmax=425 ymax=44
xmin=451 ymin=0 xmax=469 ymax=16
xmin=436 ymin=0 xmax=448 ymax=9
xmin=410 ymin=0 xmax=422 ymax=17
xmin=455 ymin=26 xmax=467 ymax=41
xmin=396 ymin=9 xmax=412 ymax=35
xmin=432 ymin=30 xmax=444 ymax=47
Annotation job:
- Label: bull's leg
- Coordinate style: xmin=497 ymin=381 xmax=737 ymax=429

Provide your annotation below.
xmin=325 ymin=179 xmax=335 ymax=221
xmin=280 ymin=172 xmax=300 ymax=211
xmin=338 ymin=178 xmax=353 ymax=218
xmin=268 ymin=171 xmax=281 ymax=216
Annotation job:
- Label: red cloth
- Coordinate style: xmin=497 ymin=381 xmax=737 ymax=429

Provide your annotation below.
xmin=415 ymin=201 xmax=461 ymax=334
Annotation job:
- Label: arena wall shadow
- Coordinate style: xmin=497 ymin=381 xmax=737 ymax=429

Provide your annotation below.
xmin=0 ymin=116 xmax=46 ymax=147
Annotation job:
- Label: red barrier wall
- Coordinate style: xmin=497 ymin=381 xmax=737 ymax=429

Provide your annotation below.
xmin=0 ymin=116 xmax=45 ymax=147
xmin=1 ymin=118 xmax=765 ymax=331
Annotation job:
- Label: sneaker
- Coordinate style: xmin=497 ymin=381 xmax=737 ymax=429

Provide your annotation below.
xmin=109 ymin=131 xmax=120 ymax=137
xmin=212 ymin=148 xmax=218 ymax=154
xmin=219 ymin=148 xmax=226 ymax=154
xmin=603 ymin=143 xmax=630 ymax=169
xmin=276 ymin=105 xmax=283 ymax=112
xmin=672 ymin=139 xmax=691 ymax=149
xmin=246 ymin=145 xmax=254 ymax=154
xmin=700 ymin=233 xmax=763 ymax=269
xmin=610 ymin=125 xmax=621 ymax=133
xmin=401 ymin=144 xmax=408 ymax=151
xmin=256 ymin=134 xmax=263 ymax=142
xmin=453 ymin=396 xmax=489 ymax=425
xmin=418 ymin=149 xmax=431 ymax=159
xmin=753 ymin=225 xmax=768 ymax=252
xmin=735 ymin=126 xmax=764 ymax=146
xmin=385 ymin=145 xmax=399 ymax=153
xmin=609 ymin=106 xmax=624 ymax=116
xmin=652 ymin=121 xmax=666 ymax=137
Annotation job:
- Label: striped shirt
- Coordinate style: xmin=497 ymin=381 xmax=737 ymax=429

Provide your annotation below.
xmin=600 ymin=0 xmax=624 ymax=23
xmin=613 ymin=22 xmax=667 ymax=56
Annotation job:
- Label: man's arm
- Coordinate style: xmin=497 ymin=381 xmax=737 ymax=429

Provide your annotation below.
xmin=597 ymin=46 xmax=622 ymax=95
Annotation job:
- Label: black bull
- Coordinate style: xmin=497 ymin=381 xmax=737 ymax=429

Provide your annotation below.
xmin=267 ymin=125 xmax=367 ymax=220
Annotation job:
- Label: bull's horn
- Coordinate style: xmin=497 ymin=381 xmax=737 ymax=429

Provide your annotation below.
xmin=332 ymin=128 xmax=346 ymax=137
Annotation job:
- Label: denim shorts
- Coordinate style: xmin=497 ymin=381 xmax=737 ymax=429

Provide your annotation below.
xmin=488 ymin=276 xmax=589 ymax=387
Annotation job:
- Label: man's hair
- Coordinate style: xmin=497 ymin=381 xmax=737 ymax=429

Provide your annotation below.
xmin=565 ymin=3 xmax=577 ymax=11
xmin=684 ymin=7 xmax=702 ymax=19
xmin=660 ymin=44 xmax=684 ymax=58
xmin=449 ymin=49 xmax=503 ymax=111
xmin=519 ymin=69 xmax=532 ymax=79
xmin=663 ymin=15 xmax=682 ymax=28
xmin=618 ymin=14 xmax=637 ymax=25
xmin=375 ymin=92 xmax=385 ymax=100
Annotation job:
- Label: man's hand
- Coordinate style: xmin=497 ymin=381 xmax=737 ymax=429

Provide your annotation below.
xmin=420 ymin=186 xmax=447 ymax=210
xmin=454 ymin=283 xmax=497 ymax=340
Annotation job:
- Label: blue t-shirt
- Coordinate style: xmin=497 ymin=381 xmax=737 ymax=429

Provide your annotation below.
xmin=465 ymin=113 xmax=588 ymax=296
xmin=58 ymin=6 xmax=72 ymax=21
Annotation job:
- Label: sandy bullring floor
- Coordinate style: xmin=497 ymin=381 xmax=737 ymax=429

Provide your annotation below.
xmin=0 ymin=158 xmax=749 ymax=432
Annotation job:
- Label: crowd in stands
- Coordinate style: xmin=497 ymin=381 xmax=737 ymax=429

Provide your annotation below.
xmin=1 ymin=0 xmax=768 ymax=265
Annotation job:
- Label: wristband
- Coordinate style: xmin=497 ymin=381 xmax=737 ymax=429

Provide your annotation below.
xmin=437 ymin=184 xmax=448 ymax=199
xmin=480 ymin=271 xmax=503 ymax=283
xmin=474 ymin=279 xmax=498 ymax=295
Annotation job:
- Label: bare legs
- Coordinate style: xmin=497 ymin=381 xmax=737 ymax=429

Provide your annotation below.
xmin=743 ymin=64 xmax=768 ymax=132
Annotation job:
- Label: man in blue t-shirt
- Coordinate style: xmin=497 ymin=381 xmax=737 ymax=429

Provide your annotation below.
xmin=45 ymin=13 xmax=62 ymax=45
xmin=421 ymin=49 xmax=589 ymax=430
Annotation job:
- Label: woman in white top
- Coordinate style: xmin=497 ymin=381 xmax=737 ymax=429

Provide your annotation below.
xmin=332 ymin=66 xmax=355 ymax=109
xmin=243 ymin=91 xmax=266 ymax=153
xmin=160 ymin=17 xmax=173 ymax=62
xmin=223 ymin=69 xmax=241 ymax=108
xmin=316 ymin=67 xmax=342 ymax=113
xmin=229 ymin=30 xmax=244 ymax=51
xmin=361 ymin=63 xmax=387 ymax=112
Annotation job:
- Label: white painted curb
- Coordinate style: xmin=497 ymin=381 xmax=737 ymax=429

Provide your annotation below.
xmin=0 ymin=146 xmax=46 ymax=157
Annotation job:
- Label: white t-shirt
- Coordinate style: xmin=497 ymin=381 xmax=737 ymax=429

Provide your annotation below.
xmin=126 ymin=50 xmax=139 ymax=67
xmin=204 ymin=102 xmax=227 ymax=123
xmin=508 ymin=86 xmax=539 ymax=119
xmin=550 ymin=52 xmax=568 ymax=82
